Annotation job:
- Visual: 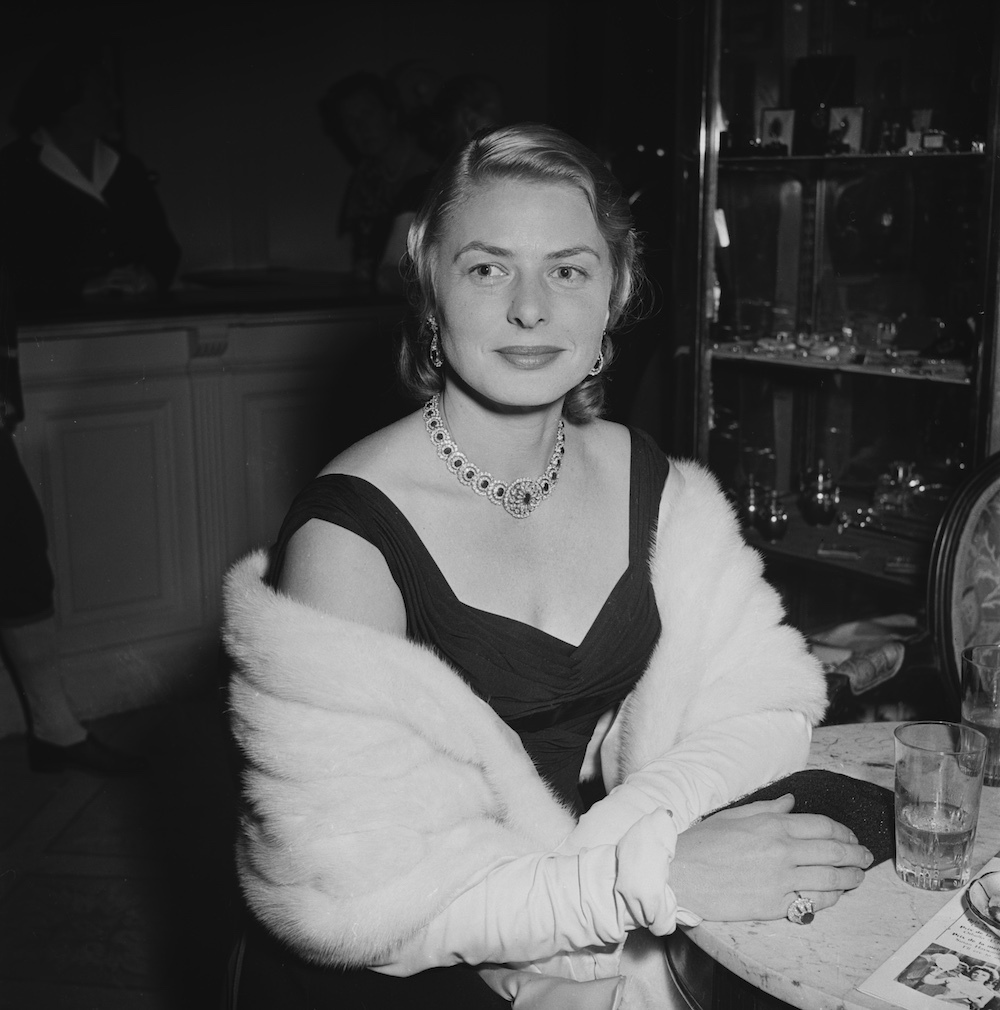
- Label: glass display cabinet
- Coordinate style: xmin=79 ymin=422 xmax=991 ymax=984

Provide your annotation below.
xmin=680 ymin=0 xmax=1000 ymax=629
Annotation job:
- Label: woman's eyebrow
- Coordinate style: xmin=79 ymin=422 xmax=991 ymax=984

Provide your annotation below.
xmin=453 ymin=241 xmax=511 ymax=261
xmin=453 ymin=241 xmax=603 ymax=262
xmin=546 ymin=245 xmax=602 ymax=261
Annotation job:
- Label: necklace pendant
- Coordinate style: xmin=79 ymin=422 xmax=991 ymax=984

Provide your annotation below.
xmin=503 ymin=478 xmax=543 ymax=519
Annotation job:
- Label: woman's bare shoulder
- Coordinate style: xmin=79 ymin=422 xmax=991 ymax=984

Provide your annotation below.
xmin=279 ymin=517 xmax=406 ymax=635
xmin=278 ymin=408 xmax=424 ymax=636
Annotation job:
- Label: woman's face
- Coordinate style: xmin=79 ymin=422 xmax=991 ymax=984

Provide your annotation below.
xmin=432 ymin=179 xmax=612 ymax=409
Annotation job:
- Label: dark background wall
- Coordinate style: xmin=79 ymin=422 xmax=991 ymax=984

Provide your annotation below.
xmin=0 ymin=3 xmax=684 ymax=278
xmin=0 ymin=4 xmax=555 ymax=276
xmin=0 ymin=2 xmax=693 ymax=445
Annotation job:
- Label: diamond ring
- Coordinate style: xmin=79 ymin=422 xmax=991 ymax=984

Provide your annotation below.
xmin=787 ymin=892 xmax=815 ymax=925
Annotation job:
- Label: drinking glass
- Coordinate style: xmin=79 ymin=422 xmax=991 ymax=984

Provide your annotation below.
xmin=962 ymin=645 xmax=1000 ymax=787
xmin=894 ymin=721 xmax=987 ymax=890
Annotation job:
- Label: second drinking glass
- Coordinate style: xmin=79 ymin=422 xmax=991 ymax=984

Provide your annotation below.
xmin=962 ymin=644 xmax=1000 ymax=787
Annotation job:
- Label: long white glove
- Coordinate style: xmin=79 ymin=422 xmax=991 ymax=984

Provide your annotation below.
xmin=566 ymin=709 xmax=811 ymax=853
xmin=375 ymin=806 xmax=678 ymax=977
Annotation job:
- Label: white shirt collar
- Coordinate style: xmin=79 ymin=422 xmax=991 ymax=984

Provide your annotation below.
xmin=32 ymin=128 xmax=120 ymax=205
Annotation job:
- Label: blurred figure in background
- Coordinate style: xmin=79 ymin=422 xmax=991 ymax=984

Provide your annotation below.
xmin=376 ymin=73 xmax=505 ymax=295
xmin=425 ymin=73 xmax=505 ymax=160
xmin=0 ymin=44 xmax=180 ymax=309
xmin=386 ymin=59 xmax=441 ymax=156
xmin=319 ymin=71 xmax=434 ymax=287
xmin=0 ymin=261 xmax=144 ymax=773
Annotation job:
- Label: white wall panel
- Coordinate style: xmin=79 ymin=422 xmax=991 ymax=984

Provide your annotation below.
xmin=2 ymin=306 xmax=400 ymax=736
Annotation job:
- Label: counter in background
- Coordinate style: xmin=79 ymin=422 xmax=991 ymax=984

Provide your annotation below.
xmin=3 ymin=286 xmax=407 ymax=736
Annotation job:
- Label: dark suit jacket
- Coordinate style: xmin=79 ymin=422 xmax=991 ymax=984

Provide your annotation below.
xmin=0 ymin=138 xmax=180 ymax=308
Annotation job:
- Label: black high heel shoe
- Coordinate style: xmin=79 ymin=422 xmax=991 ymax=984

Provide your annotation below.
xmin=27 ymin=734 xmax=149 ymax=775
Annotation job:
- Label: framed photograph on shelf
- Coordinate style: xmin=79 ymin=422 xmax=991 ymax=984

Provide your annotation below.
xmin=760 ymin=108 xmax=795 ymax=155
xmin=904 ymin=109 xmax=933 ymax=151
xmin=827 ymin=107 xmax=864 ymax=153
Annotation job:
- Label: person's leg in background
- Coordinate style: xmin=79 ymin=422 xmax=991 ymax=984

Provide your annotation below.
xmin=0 ymin=427 xmax=143 ymax=774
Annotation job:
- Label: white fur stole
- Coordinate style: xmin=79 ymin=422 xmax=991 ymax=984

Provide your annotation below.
xmin=223 ymin=459 xmax=827 ymax=968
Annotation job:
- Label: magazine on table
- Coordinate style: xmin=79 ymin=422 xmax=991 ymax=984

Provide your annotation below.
xmin=859 ymin=857 xmax=1000 ymax=1010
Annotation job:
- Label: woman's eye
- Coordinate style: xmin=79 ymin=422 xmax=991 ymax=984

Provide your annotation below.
xmin=554 ymin=265 xmax=586 ymax=282
xmin=471 ymin=263 xmax=504 ymax=279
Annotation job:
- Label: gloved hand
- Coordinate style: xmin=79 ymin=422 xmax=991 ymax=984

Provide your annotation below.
xmin=375 ymin=808 xmax=679 ymax=976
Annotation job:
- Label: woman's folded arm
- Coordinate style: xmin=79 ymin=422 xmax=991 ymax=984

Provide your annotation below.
xmin=567 ymin=709 xmax=812 ymax=852
xmin=375 ymin=807 xmax=679 ymax=976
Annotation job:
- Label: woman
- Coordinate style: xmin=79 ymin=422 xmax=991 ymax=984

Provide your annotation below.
xmin=0 ymin=46 xmax=180 ymax=307
xmin=224 ymin=124 xmax=872 ymax=1008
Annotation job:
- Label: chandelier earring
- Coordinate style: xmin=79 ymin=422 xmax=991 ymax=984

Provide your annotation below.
xmin=427 ymin=316 xmax=443 ymax=368
xmin=588 ymin=334 xmax=607 ymax=377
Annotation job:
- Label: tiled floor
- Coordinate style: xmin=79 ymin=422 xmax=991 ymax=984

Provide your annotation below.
xmin=0 ymin=692 xmax=240 ymax=1010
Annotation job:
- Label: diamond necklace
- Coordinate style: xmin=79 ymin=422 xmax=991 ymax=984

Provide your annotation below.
xmin=423 ymin=394 xmax=565 ymax=519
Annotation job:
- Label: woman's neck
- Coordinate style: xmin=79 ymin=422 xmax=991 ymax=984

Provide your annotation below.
xmin=436 ymin=387 xmax=567 ymax=481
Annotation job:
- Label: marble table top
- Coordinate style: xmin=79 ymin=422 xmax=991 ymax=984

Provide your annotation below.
xmin=684 ymin=722 xmax=1000 ymax=1010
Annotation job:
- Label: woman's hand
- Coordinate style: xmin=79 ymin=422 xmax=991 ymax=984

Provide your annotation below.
xmin=669 ymin=794 xmax=874 ymax=922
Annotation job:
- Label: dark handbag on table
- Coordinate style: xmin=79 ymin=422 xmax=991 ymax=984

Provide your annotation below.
xmin=719 ymin=768 xmax=895 ymax=865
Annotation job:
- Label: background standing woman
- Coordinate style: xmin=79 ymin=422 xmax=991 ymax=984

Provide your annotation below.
xmin=0 ymin=44 xmax=179 ymax=307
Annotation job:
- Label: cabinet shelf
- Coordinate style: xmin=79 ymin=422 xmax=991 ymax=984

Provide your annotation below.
xmin=678 ymin=0 xmax=999 ymax=631
xmin=710 ymin=343 xmax=971 ymax=386
xmin=744 ymin=519 xmax=927 ymax=592
xmin=718 ymin=152 xmax=985 ymax=174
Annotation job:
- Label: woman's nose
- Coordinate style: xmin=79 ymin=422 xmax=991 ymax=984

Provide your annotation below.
xmin=507 ymin=276 xmax=548 ymax=328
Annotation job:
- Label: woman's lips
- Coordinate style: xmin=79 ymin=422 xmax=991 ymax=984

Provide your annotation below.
xmin=496 ymin=346 xmax=564 ymax=369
